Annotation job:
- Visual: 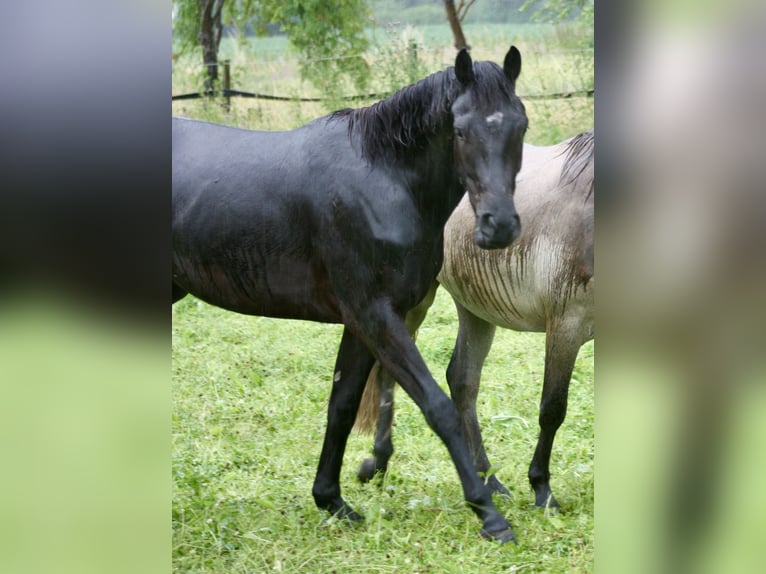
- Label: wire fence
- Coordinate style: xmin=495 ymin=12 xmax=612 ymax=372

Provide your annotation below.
xmin=172 ymin=59 xmax=593 ymax=103
xmin=172 ymin=86 xmax=593 ymax=102
xmin=172 ymin=46 xmax=593 ymax=144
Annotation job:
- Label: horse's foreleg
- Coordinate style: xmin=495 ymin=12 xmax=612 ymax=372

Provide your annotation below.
xmin=358 ymin=282 xmax=438 ymax=483
xmin=446 ymin=302 xmax=507 ymax=495
xmin=312 ymin=327 xmax=376 ymax=522
xmin=355 ymin=299 xmax=515 ymax=543
xmin=528 ymin=324 xmax=581 ymax=509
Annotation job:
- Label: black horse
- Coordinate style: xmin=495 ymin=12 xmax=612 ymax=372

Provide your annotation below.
xmin=172 ymin=47 xmax=528 ymax=543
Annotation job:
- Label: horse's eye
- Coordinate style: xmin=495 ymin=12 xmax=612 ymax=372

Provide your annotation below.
xmin=454 ymin=128 xmax=465 ymax=140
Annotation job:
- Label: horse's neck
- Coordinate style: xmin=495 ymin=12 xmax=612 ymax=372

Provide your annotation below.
xmin=394 ymin=126 xmax=462 ymax=225
xmin=516 ymin=142 xmax=568 ymax=204
xmin=520 ymin=142 xmax=560 ymax=173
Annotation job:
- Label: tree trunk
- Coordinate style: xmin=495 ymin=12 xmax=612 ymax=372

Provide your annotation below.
xmin=198 ymin=0 xmax=224 ymax=91
xmin=444 ymin=1 xmax=469 ymax=51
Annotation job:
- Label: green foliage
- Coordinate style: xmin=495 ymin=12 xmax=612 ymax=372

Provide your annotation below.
xmin=372 ymin=0 xmax=539 ymax=26
xmin=172 ymin=1 xmax=202 ymax=56
xmin=253 ymin=0 xmax=373 ymax=95
xmin=519 ymin=0 xmax=593 ymax=49
xmin=368 ymin=23 xmax=429 ymax=92
xmin=521 ymin=0 xmax=594 ymax=27
xmin=173 ymin=0 xmax=373 ymax=97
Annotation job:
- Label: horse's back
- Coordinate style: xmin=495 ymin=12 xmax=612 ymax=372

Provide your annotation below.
xmin=172 ymin=117 xmax=303 ymax=196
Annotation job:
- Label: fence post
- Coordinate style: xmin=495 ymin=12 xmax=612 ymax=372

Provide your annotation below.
xmin=407 ymin=40 xmax=419 ymax=82
xmin=222 ymin=60 xmax=231 ymax=112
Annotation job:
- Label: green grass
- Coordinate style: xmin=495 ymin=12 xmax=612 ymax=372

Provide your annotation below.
xmin=173 ymin=288 xmax=594 ymax=572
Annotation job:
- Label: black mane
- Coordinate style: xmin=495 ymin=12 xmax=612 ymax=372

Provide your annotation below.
xmin=331 ymin=61 xmax=520 ymax=163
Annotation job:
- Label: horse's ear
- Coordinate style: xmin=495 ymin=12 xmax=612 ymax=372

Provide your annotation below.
xmin=503 ymin=45 xmax=521 ymax=84
xmin=455 ymin=48 xmax=475 ymax=86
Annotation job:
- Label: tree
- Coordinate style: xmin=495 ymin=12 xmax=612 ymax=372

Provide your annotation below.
xmin=443 ymin=1 xmax=473 ymax=50
xmin=198 ymin=0 xmax=224 ymax=90
xmin=172 ymin=0 xmax=372 ymax=94
xmin=254 ymin=1 xmax=372 ymax=95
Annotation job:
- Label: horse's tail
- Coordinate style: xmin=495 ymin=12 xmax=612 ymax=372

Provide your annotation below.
xmin=353 ymin=362 xmax=383 ymax=434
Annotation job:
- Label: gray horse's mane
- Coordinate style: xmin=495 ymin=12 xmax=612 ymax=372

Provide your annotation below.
xmin=559 ymin=129 xmax=594 ymax=199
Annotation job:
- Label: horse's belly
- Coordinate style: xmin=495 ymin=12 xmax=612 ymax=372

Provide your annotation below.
xmin=444 ymin=269 xmax=548 ymax=333
xmin=439 ymin=236 xmax=580 ymax=334
xmin=173 ymin=251 xmax=342 ymax=322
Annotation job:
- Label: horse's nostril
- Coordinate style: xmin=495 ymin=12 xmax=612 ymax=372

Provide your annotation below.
xmin=480 ymin=213 xmax=496 ymax=230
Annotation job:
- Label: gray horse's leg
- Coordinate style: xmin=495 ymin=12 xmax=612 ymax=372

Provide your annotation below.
xmin=527 ymin=324 xmax=581 ymax=509
xmin=446 ymin=301 xmax=507 ymax=495
xmin=358 ymin=283 xmax=438 ymax=482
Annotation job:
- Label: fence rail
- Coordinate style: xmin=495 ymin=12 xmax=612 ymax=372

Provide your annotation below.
xmin=171 ymin=87 xmax=594 ymax=102
xmin=172 ymin=61 xmax=593 ymax=106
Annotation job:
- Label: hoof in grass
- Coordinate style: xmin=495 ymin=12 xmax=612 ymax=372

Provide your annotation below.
xmin=331 ymin=504 xmax=364 ymax=525
xmin=486 ymin=475 xmax=511 ymax=498
xmin=357 ymin=458 xmax=384 ymax=483
xmin=534 ymin=492 xmax=561 ymax=512
xmin=480 ymin=527 xmax=517 ymax=544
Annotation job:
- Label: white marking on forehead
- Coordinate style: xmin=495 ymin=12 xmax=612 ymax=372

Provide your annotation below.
xmin=485 ymin=111 xmax=504 ymax=126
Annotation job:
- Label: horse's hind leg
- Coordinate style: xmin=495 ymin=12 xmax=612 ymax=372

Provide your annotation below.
xmin=357 ymin=365 xmax=396 ymax=482
xmin=312 ymin=327 xmax=377 ymax=522
xmin=528 ymin=324 xmax=582 ymax=509
xmin=357 ymin=282 xmax=437 ymax=483
xmin=446 ymin=301 xmax=506 ymax=495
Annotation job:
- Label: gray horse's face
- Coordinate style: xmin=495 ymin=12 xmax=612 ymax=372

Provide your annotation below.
xmin=452 ymin=47 xmax=527 ymax=249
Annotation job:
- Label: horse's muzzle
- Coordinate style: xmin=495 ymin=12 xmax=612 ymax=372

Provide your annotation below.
xmin=475 ymin=212 xmax=521 ymax=249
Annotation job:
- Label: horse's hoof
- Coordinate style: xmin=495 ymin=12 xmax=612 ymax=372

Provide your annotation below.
xmin=480 ymin=526 xmax=517 ymax=544
xmin=534 ymin=492 xmax=560 ymax=511
xmin=331 ymin=504 xmax=365 ymax=524
xmin=486 ymin=475 xmax=511 ymax=498
xmin=357 ymin=458 xmax=383 ymax=483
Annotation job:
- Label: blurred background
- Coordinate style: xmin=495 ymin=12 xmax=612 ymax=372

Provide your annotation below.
xmin=597 ymin=1 xmax=766 ymax=573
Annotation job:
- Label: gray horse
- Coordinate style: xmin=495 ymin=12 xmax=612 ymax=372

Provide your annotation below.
xmin=355 ymin=129 xmax=594 ymax=510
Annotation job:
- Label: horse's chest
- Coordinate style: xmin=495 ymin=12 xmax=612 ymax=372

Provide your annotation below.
xmin=441 ymin=236 xmax=576 ymax=332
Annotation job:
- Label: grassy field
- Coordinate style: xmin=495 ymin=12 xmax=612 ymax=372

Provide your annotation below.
xmin=173 ymin=289 xmax=594 ymax=572
xmin=172 ymin=20 xmax=593 ymax=573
